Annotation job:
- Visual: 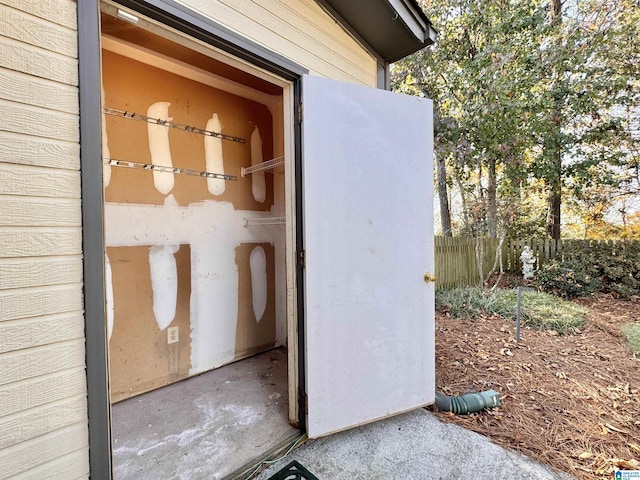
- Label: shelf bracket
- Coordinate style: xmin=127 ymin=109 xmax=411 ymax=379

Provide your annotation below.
xmin=241 ymin=156 xmax=285 ymax=176
xmin=105 ymin=158 xmax=237 ymax=181
xmin=243 ymin=216 xmax=286 ymax=226
xmin=103 ymin=106 xmax=246 ymax=144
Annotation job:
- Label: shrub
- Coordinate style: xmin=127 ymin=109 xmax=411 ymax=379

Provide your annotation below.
xmin=534 ymin=241 xmax=640 ymax=299
xmin=535 ymin=259 xmax=601 ymax=298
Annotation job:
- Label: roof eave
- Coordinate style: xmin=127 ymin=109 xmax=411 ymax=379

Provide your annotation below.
xmin=316 ymin=0 xmax=436 ymax=63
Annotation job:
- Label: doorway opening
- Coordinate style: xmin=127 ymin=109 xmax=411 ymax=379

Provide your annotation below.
xmin=99 ymin=2 xmax=300 ymax=476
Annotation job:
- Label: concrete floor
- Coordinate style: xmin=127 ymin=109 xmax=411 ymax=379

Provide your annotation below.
xmin=111 ymin=347 xmax=299 ymax=480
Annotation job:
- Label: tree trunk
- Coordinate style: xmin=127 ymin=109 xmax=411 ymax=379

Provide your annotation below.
xmin=546 ymin=149 xmax=562 ymax=239
xmin=545 ymin=0 xmax=562 ymax=240
xmin=455 ymin=173 xmax=470 ymax=230
xmin=474 ymin=160 xmax=484 ymax=236
xmin=487 ymin=157 xmax=497 ymax=238
xmin=436 ymin=154 xmax=453 ymax=236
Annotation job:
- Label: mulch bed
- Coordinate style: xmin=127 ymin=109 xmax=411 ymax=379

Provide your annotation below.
xmin=431 ymin=295 xmax=640 ymax=479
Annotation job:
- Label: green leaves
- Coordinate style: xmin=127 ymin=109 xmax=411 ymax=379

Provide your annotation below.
xmin=393 ymin=0 xmax=640 ymax=238
xmin=535 ymin=240 xmax=640 ymax=298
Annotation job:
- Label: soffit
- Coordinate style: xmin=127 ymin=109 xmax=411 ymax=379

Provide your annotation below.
xmin=317 ymin=0 xmax=436 ymax=63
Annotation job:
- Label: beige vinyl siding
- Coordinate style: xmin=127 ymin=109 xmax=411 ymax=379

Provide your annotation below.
xmin=0 ymin=424 xmax=87 ymax=479
xmin=0 ymin=0 xmax=89 ymax=479
xmin=175 ymin=0 xmax=379 ymax=86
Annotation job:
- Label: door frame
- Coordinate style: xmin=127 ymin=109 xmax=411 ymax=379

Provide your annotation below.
xmin=77 ymin=0 xmax=308 ymax=476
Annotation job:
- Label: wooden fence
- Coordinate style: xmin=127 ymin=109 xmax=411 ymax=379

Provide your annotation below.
xmin=434 ymin=237 xmax=637 ymax=289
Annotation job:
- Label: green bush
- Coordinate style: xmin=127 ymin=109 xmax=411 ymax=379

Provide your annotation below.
xmin=436 ymin=287 xmax=587 ymax=334
xmin=535 ymin=259 xmax=601 ymax=298
xmin=534 ymin=241 xmax=640 ymax=299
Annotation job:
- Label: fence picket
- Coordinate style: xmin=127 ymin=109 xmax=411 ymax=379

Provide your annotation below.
xmin=434 ymin=237 xmax=640 ymax=289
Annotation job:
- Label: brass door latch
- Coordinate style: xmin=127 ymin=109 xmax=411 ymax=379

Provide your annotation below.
xmin=423 ymin=272 xmax=436 ymax=283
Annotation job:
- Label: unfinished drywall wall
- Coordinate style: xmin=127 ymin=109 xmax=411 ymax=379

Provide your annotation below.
xmin=107 ymin=245 xmax=192 ymax=402
xmin=102 ymin=50 xmax=274 ymax=209
xmin=102 ymin=45 xmax=285 ymax=398
xmin=234 ymin=243 xmax=276 ymax=359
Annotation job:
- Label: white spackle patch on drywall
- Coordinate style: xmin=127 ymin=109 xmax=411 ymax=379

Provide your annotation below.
xmin=105 ymin=252 xmax=114 ymax=341
xmin=187 ymin=202 xmax=241 ymax=371
xmin=101 ymin=84 xmax=111 ymax=188
xmin=149 ymin=195 xmax=180 ymax=331
xmin=147 ymin=101 xmax=174 ymax=195
xmin=149 ymin=244 xmax=179 ymax=330
xmin=204 ymin=113 xmax=225 ymax=196
xmin=249 ymin=246 xmax=267 ymax=322
xmin=164 ymin=193 xmax=178 ymax=208
xmin=250 ymin=126 xmax=266 ymax=203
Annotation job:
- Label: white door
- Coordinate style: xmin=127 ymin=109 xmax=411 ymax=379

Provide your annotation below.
xmin=301 ymin=75 xmax=435 ymax=438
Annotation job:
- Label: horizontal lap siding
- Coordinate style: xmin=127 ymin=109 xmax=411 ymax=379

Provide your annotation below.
xmin=0 ymin=423 xmax=87 ymax=478
xmin=0 ymin=313 xmax=85 ymax=354
xmin=0 ymin=257 xmax=84 ymax=290
xmin=176 ymin=0 xmax=378 ymax=86
xmin=0 ymin=1 xmax=89 ymax=478
xmin=0 ymin=132 xmax=80 ymax=170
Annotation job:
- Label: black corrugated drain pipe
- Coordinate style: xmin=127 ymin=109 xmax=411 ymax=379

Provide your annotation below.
xmin=435 ymin=389 xmax=501 ymax=415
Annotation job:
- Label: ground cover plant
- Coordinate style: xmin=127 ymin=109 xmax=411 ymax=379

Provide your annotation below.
xmin=621 ymin=323 xmax=640 ymax=357
xmin=435 ymin=287 xmax=587 ymax=334
xmin=432 ymin=292 xmax=640 ymax=479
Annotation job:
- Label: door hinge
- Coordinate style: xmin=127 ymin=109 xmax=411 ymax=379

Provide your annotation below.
xmin=298 ymin=249 xmax=306 ymax=268
xmin=300 ymin=387 xmax=308 ymax=416
xmin=297 ymin=102 xmax=303 ymax=123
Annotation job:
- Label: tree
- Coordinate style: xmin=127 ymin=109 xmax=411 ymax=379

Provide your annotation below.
xmin=531 ymin=0 xmax=640 ymax=238
xmin=435 ymin=118 xmax=453 ymax=236
xmin=393 ymin=0 xmax=640 ymax=239
xmin=543 ymin=0 xmax=563 ymax=240
xmin=393 ymin=0 xmax=542 ymax=238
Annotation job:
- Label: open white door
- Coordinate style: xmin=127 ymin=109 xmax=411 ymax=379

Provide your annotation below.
xmin=301 ymin=75 xmax=435 ymax=438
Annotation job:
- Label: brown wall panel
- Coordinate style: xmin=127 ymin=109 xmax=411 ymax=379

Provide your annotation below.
xmin=234 ymin=243 xmax=276 ymax=359
xmin=102 ymin=50 xmax=274 ymax=210
xmin=108 ymin=245 xmax=192 ymax=402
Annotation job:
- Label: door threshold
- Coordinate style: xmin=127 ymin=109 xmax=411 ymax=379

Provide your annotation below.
xmin=225 ymin=431 xmax=307 ymax=480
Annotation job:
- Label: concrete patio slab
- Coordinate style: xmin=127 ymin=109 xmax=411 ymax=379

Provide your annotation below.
xmin=252 ymin=408 xmax=574 ymax=480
